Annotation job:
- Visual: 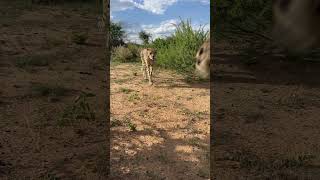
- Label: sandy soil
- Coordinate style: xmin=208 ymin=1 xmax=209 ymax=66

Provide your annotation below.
xmin=0 ymin=1 xmax=108 ymax=179
xmin=212 ymin=42 xmax=320 ymax=179
xmin=110 ymin=63 xmax=210 ymax=179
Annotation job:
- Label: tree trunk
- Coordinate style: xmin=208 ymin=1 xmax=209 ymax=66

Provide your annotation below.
xmin=102 ymin=0 xmax=110 ymax=178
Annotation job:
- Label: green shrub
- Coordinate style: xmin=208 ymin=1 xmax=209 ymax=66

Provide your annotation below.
xmin=15 ymin=55 xmax=50 ymax=68
xmin=151 ymin=19 xmax=209 ymax=74
xmin=71 ymin=31 xmax=88 ymax=45
xmin=112 ymin=46 xmax=135 ymax=63
xmin=58 ymin=93 xmax=95 ymax=126
xmin=127 ymin=43 xmax=141 ymax=61
xmin=31 ymin=84 xmax=69 ymax=97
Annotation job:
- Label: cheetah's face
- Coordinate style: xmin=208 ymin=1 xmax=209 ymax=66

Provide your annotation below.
xmin=195 ymin=40 xmax=210 ymax=78
xmin=147 ymin=49 xmax=156 ymax=61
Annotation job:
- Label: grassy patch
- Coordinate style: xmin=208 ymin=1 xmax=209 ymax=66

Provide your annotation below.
xmin=119 ymin=87 xmax=134 ymax=94
xmin=226 ymin=150 xmax=315 ymax=172
xmin=110 ymin=117 xmax=122 ymax=127
xmin=71 ymin=31 xmax=88 ymax=45
xmin=122 ymin=118 xmax=137 ymax=132
xmin=184 ymin=74 xmax=209 ymax=83
xmin=94 ymin=147 xmax=109 ymax=178
xmin=179 ymin=108 xmax=207 ymax=120
xmin=188 ymin=137 xmax=202 ymax=147
xmin=45 ymin=36 xmax=65 ymax=48
xmin=110 ymin=60 xmax=121 ymax=67
xmin=41 ymin=173 xmax=59 ymax=180
xmin=157 ymin=152 xmax=169 ymax=163
xmin=113 ymin=78 xmax=134 ymax=84
xmin=128 ymin=92 xmax=140 ymax=102
xmin=197 ymin=168 xmax=209 ymax=179
xmin=31 ymin=84 xmax=69 ymax=97
xmin=151 ymin=19 xmax=209 ymax=74
xmin=146 ymin=170 xmax=163 ymax=179
xmin=112 ymin=46 xmax=136 ymax=63
xmin=15 ymin=55 xmax=50 ymax=68
xmin=126 ymin=120 xmax=137 ymax=132
xmin=58 ymin=93 xmax=95 ymax=126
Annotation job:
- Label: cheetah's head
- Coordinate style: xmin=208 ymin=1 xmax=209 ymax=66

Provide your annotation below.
xmin=195 ymin=39 xmax=210 ymax=78
xmin=147 ymin=48 xmax=157 ymax=61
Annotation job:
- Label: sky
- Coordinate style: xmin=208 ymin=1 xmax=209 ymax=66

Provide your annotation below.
xmin=110 ymin=0 xmax=210 ymax=44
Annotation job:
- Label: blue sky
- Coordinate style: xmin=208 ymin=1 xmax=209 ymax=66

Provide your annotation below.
xmin=111 ymin=0 xmax=210 ymax=44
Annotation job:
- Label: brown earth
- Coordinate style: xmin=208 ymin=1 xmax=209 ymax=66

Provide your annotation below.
xmin=212 ymin=42 xmax=320 ymax=179
xmin=110 ymin=63 xmax=210 ymax=179
xmin=0 ymin=1 xmax=108 ymax=179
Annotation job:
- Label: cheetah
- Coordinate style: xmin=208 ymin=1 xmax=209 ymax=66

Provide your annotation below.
xmin=273 ymin=0 xmax=320 ymax=50
xmin=140 ymin=48 xmax=157 ymax=85
xmin=195 ymin=38 xmax=210 ymax=78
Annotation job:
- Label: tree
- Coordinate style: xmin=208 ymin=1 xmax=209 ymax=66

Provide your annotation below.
xmin=110 ymin=22 xmax=126 ymax=47
xmin=139 ymin=30 xmax=151 ymax=45
xmin=102 ymin=1 xmax=110 ymax=178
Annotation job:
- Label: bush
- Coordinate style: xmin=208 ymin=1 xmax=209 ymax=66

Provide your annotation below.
xmin=15 ymin=54 xmax=50 ymax=68
xmin=151 ymin=19 xmax=209 ymax=74
xmin=112 ymin=46 xmax=135 ymax=63
xmin=110 ymin=22 xmax=125 ymax=47
xmin=127 ymin=43 xmax=141 ymax=61
xmin=71 ymin=31 xmax=88 ymax=45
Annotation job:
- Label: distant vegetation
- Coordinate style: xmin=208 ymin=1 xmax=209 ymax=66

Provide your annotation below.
xmin=214 ymin=0 xmax=320 ymax=60
xmin=111 ymin=19 xmax=209 ymax=74
xmin=150 ymin=19 xmax=208 ymax=74
xmin=214 ymin=0 xmax=273 ymax=44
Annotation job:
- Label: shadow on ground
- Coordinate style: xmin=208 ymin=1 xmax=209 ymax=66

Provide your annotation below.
xmin=111 ymin=120 xmax=210 ymax=179
xmin=212 ymin=45 xmax=320 ymax=179
xmin=110 ymin=63 xmax=210 ymax=179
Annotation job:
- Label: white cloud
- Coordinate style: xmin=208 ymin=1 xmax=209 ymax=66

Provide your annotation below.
xmin=110 ymin=12 xmax=114 ymax=20
xmin=194 ymin=0 xmax=210 ymax=5
xmin=124 ymin=19 xmax=210 ymax=44
xmin=111 ymin=0 xmax=178 ymax=15
xmin=126 ymin=34 xmax=142 ymax=44
xmin=183 ymin=0 xmax=210 ymax=5
xmin=111 ymin=0 xmax=209 ymax=15
xmin=124 ymin=19 xmax=178 ymax=43
xmin=110 ymin=0 xmax=136 ymax=12
xmin=133 ymin=0 xmax=178 ymax=14
xmin=142 ymin=19 xmax=178 ymax=39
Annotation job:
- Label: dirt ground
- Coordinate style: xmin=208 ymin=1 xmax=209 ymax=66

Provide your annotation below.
xmin=110 ymin=63 xmax=210 ymax=179
xmin=0 ymin=1 xmax=108 ymax=179
xmin=212 ymin=42 xmax=320 ymax=179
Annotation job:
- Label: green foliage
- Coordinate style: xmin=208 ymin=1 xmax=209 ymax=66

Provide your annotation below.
xmin=58 ymin=93 xmax=95 ymax=126
xmin=151 ymin=19 xmax=209 ymax=74
xmin=15 ymin=55 xmax=49 ymax=68
xmin=128 ymin=92 xmax=140 ymax=102
xmin=110 ymin=19 xmax=209 ymax=74
xmin=112 ymin=42 xmax=141 ymax=63
xmin=71 ymin=31 xmax=88 ymax=44
xmin=31 ymin=84 xmax=68 ymax=97
xmin=124 ymin=118 xmax=137 ymax=132
xmin=112 ymin=46 xmax=134 ymax=63
xmin=127 ymin=122 xmax=137 ymax=132
xmin=215 ymin=0 xmax=272 ymax=42
xmin=127 ymin=43 xmax=141 ymax=61
xmin=139 ymin=30 xmax=151 ymax=45
xmin=110 ymin=21 xmax=125 ymax=47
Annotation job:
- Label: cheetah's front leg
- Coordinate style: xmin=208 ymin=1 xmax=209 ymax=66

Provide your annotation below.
xmin=141 ymin=62 xmax=147 ymax=80
xmin=145 ymin=64 xmax=153 ymax=85
xmin=150 ymin=66 xmax=153 ymax=78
